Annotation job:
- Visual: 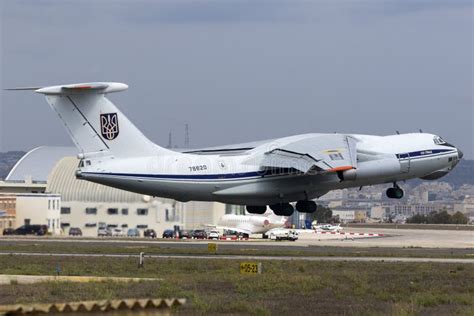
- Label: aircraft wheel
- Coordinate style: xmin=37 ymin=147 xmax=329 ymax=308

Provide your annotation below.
xmin=386 ymin=187 xmax=404 ymax=199
xmin=270 ymin=203 xmax=294 ymax=216
xmin=295 ymin=200 xmax=317 ymax=213
xmin=246 ymin=205 xmax=267 ymax=214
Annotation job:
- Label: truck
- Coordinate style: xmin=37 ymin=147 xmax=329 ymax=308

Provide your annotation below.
xmin=265 ymin=228 xmax=298 ymax=241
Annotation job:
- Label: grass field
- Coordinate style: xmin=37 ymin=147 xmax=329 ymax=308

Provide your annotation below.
xmin=1 ymin=240 xmax=473 ymax=259
xmin=0 ymin=255 xmax=473 ymax=315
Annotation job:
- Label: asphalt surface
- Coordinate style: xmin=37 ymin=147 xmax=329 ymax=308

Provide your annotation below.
xmin=0 ymin=236 xmax=386 ymax=253
xmin=1 ymin=226 xmax=473 ymax=248
xmin=1 ymin=251 xmax=473 ymax=263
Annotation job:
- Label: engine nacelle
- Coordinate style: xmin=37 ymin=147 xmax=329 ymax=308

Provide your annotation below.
xmin=339 ymin=158 xmax=401 ymax=181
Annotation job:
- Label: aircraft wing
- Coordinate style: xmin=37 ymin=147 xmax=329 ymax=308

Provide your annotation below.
xmin=243 ymin=134 xmax=357 ymax=174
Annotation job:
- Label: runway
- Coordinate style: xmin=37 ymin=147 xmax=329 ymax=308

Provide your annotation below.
xmin=1 ymin=226 xmax=472 ymax=248
xmin=1 ymin=251 xmax=473 ymax=263
xmin=297 ymin=227 xmax=474 ymax=248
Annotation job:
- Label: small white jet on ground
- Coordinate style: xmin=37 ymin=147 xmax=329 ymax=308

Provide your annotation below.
xmin=315 ymin=224 xmax=343 ymax=232
xmin=214 ymin=211 xmax=287 ymax=236
xmin=8 ymin=82 xmax=463 ymax=216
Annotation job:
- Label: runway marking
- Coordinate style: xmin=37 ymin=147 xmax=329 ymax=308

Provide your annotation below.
xmin=1 ymin=252 xmax=473 ymax=264
xmin=314 ymin=232 xmax=385 ymax=237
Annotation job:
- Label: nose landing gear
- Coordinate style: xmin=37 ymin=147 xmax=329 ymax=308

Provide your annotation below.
xmin=386 ymin=183 xmax=404 ymax=199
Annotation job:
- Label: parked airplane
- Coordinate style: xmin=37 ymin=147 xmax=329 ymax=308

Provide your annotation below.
xmin=214 ymin=211 xmax=287 ymax=235
xmin=315 ymin=224 xmax=343 ymax=232
xmin=8 ymin=82 xmax=463 ymax=216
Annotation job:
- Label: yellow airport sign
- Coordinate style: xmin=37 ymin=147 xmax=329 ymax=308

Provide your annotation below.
xmin=208 ymin=243 xmax=218 ymax=253
xmin=240 ymin=262 xmax=262 ymax=274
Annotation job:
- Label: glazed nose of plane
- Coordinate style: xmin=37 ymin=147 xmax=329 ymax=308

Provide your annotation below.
xmin=458 ymin=149 xmax=464 ymax=160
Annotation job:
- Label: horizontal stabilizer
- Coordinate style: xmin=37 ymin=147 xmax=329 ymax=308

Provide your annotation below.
xmin=4 ymin=86 xmax=43 ymax=91
xmin=36 ymin=82 xmax=128 ymax=95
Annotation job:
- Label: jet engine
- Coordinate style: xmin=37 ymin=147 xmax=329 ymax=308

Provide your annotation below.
xmin=338 ymin=158 xmax=400 ymax=181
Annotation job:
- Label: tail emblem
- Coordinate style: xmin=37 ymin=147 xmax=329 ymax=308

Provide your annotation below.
xmin=100 ymin=113 xmax=120 ymax=140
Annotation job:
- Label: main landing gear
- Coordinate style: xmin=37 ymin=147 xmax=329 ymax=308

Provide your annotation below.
xmin=295 ymin=200 xmax=317 ymax=213
xmin=246 ymin=205 xmax=266 ymax=214
xmin=270 ymin=203 xmax=294 ymax=216
xmin=246 ymin=200 xmax=318 ymax=216
xmin=386 ymin=183 xmax=404 ymax=199
xmin=246 ymin=204 xmax=295 ymax=216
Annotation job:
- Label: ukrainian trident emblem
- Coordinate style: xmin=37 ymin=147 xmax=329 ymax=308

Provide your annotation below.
xmin=100 ymin=113 xmax=119 ymax=140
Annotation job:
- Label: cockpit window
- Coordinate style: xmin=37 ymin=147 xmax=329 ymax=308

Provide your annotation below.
xmin=433 ymin=136 xmax=446 ymax=145
xmin=433 ymin=136 xmax=455 ymax=148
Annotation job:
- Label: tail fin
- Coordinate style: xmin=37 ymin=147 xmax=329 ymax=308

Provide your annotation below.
xmin=33 ymin=82 xmax=170 ymax=158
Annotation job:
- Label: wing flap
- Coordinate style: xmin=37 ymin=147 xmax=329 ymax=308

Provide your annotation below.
xmin=244 ymin=134 xmax=357 ymax=174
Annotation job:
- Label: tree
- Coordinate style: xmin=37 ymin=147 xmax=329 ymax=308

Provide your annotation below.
xmin=406 ymin=213 xmax=427 ymax=224
xmin=407 ymin=209 xmax=469 ymax=225
xmin=432 ymin=210 xmax=451 ymax=224
xmin=451 ymin=212 xmax=469 ymax=224
xmin=310 ymin=205 xmax=333 ymax=223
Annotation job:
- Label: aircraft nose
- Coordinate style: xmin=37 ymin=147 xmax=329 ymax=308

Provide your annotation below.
xmin=458 ymin=149 xmax=464 ymax=160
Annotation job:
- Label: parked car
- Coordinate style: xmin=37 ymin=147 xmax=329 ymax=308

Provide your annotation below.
xmin=192 ymin=229 xmax=207 ymax=239
xmin=12 ymin=225 xmax=47 ymax=236
xmin=97 ymin=227 xmax=112 ymax=237
xmin=127 ymin=228 xmax=140 ymax=237
xmin=144 ymin=229 xmax=157 ymax=238
xmin=178 ymin=230 xmax=191 ymax=239
xmin=2 ymin=228 xmax=14 ymax=235
xmin=207 ymin=230 xmax=220 ymax=240
xmin=162 ymin=229 xmax=175 ymax=238
xmin=68 ymin=227 xmax=82 ymax=236
xmin=111 ymin=228 xmax=125 ymax=237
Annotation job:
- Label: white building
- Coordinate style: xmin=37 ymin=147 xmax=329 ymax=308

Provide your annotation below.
xmin=0 ymin=193 xmax=61 ymax=234
xmin=332 ymin=208 xmax=367 ymax=223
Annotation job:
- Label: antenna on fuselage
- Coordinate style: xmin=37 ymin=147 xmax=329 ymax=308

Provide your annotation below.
xmin=184 ymin=123 xmax=190 ymax=148
xmin=167 ymin=130 xmax=173 ymax=149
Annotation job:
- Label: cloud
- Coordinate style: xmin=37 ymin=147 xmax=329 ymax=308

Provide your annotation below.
xmin=1 ymin=0 xmax=472 ymax=158
xmin=375 ymin=0 xmax=473 ymax=16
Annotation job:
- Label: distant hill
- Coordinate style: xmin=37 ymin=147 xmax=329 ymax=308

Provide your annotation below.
xmin=0 ymin=151 xmax=25 ymax=179
xmin=435 ymin=159 xmax=474 ymax=188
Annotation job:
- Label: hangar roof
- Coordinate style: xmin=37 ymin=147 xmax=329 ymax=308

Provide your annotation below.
xmin=6 ymin=146 xmax=77 ymax=182
xmin=46 ymin=156 xmax=150 ymax=203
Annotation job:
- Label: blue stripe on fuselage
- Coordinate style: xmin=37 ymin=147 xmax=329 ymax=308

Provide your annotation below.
xmin=396 ymin=149 xmax=455 ymax=159
xmin=82 ymin=170 xmax=279 ymax=181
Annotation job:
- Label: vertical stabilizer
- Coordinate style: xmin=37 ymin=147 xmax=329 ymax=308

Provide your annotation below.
xmin=35 ymin=82 xmax=171 ymax=158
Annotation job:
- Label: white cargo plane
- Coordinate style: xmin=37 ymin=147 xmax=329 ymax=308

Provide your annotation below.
xmin=215 ymin=212 xmax=287 ymax=235
xmin=8 ymin=82 xmax=463 ymax=216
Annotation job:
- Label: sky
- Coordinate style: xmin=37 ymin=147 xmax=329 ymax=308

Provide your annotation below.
xmin=1 ymin=0 xmax=473 ymax=157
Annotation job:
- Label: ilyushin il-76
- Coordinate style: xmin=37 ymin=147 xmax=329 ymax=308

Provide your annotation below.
xmin=9 ymin=82 xmax=463 ymax=216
